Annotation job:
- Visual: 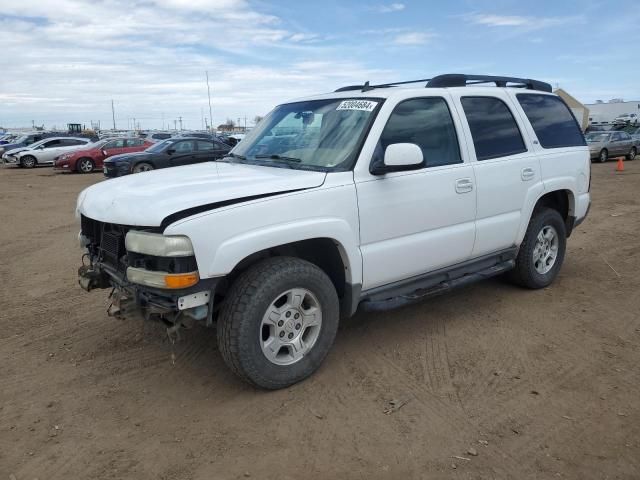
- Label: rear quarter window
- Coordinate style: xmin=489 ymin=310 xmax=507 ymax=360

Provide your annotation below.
xmin=517 ymin=94 xmax=586 ymax=148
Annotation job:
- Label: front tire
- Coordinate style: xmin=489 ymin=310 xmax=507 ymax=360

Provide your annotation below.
xmin=78 ymin=158 xmax=94 ymax=173
xmin=598 ymin=149 xmax=608 ymax=163
xmin=132 ymin=162 xmax=154 ymax=173
xmin=509 ymin=208 xmax=567 ymax=289
xmin=21 ymin=155 xmax=36 ymax=168
xmin=217 ymin=257 xmax=339 ymax=389
xmin=627 ymin=147 xmax=636 ymax=161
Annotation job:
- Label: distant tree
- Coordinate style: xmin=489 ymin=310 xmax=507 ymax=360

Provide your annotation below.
xmin=253 ymin=115 xmax=264 ymax=125
xmin=225 ymin=118 xmax=236 ymax=128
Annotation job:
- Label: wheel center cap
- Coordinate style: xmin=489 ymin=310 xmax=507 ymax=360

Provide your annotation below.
xmin=284 ymin=319 xmax=295 ymax=333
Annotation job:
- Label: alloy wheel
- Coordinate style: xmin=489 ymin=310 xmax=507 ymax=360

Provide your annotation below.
xmin=260 ymin=288 xmax=322 ymax=366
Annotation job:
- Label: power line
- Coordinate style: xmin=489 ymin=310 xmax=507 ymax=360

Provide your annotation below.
xmin=206 ymin=71 xmax=213 ymax=133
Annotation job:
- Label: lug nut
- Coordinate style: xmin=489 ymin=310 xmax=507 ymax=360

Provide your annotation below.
xmin=288 ymin=332 xmax=294 ymax=339
xmin=294 ymin=313 xmax=300 ymax=319
xmin=278 ymin=320 xmax=284 ymax=327
xmin=279 ymin=331 xmax=285 ymax=338
xmin=286 ymin=312 xmax=291 ymax=318
xmin=295 ymin=323 xmax=301 ymax=330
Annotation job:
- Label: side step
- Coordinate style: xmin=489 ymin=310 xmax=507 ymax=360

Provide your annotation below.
xmin=360 ymin=259 xmax=515 ymax=312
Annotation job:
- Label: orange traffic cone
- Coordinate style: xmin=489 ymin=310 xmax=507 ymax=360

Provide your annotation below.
xmin=616 ymin=157 xmax=625 ymax=172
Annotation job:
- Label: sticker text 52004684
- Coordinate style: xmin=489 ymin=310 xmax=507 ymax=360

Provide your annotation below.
xmin=336 ymin=100 xmax=378 ymax=112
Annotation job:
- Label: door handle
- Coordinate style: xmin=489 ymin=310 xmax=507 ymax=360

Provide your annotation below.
xmin=521 ymin=167 xmax=535 ymax=181
xmin=455 ymin=178 xmax=473 ymax=194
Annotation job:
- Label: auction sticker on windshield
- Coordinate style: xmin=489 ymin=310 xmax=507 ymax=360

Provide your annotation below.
xmin=336 ymin=100 xmax=378 ymax=112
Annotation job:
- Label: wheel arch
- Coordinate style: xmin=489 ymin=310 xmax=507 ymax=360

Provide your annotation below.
xmin=517 ymin=188 xmax=576 ymax=244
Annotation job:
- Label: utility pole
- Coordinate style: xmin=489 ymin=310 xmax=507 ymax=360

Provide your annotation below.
xmin=201 ymin=108 xmax=204 ymax=130
xmin=111 ymin=99 xmax=116 ymax=130
xmin=206 ymin=71 xmax=213 ymax=132
xmin=162 ymin=112 xmax=165 ymax=130
xmin=244 ymin=116 xmax=247 ymax=132
xmin=31 ymin=120 xmax=35 ymax=129
xmin=178 ymin=116 xmax=183 ymax=131
xmin=174 ymin=119 xmax=177 ymax=131
xmin=133 ymin=117 xmax=136 ymax=132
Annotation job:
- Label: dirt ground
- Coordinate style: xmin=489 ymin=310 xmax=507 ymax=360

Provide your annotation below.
xmin=0 ymin=161 xmax=639 ymax=480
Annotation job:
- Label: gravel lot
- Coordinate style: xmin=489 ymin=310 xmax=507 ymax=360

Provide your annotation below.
xmin=1 ymin=161 xmax=639 ymax=480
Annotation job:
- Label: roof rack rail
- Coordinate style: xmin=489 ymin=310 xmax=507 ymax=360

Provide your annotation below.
xmin=427 ymin=74 xmax=552 ymax=92
xmin=334 ymin=78 xmax=432 ymax=93
xmin=335 ymin=74 xmax=552 ymax=93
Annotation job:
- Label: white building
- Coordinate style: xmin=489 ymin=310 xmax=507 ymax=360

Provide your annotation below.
xmin=585 ymin=100 xmax=640 ymax=125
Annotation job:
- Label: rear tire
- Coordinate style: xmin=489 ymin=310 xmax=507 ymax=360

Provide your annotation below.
xmin=509 ymin=208 xmax=567 ymax=289
xmin=20 ymin=155 xmax=36 ymax=168
xmin=78 ymin=158 xmax=94 ymax=173
xmin=217 ymin=257 xmax=339 ymax=389
xmin=132 ymin=162 xmax=154 ymax=173
xmin=627 ymin=147 xmax=636 ymax=161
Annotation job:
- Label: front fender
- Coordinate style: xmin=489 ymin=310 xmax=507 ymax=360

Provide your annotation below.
xmin=211 ymin=218 xmax=361 ymax=284
xmin=164 ymin=183 xmax=362 ymax=285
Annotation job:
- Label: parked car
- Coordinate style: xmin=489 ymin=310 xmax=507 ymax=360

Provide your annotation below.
xmin=586 ymin=131 xmax=637 ymax=162
xmin=103 ymin=137 xmax=230 ymax=177
xmin=613 ymin=113 xmax=639 ymax=126
xmin=0 ymin=133 xmax=47 ymax=157
xmin=9 ymin=137 xmax=92 ymax=168
xmin=54 ymin=138 xmax=153 ymax=173
xmin=77 ymin=73 xmax=591 ymax=389
xmin=139 ymin=131 xmax=174 ymax=143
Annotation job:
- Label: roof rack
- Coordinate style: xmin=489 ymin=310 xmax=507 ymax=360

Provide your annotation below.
xmin=334 ymin=74 xmax=552 ymax=93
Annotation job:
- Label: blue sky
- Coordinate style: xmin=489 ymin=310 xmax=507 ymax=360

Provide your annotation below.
xmin=0 ymin=0 xmax=638 ymax=130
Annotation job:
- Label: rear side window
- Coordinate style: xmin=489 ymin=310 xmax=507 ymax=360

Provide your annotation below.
xmin=378 ymin=97 xmax=461 ymax=167
xmin=126 ymin=139 xmax=144 ymax=147
xmin=517 ymin=94 xmax=586 ymax=148
xmin=461 ymin=97 xmax=527 ymax=161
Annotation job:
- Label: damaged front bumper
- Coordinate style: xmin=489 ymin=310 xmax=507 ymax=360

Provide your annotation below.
xmin=78 ymin=262 xmax=221 ymax=326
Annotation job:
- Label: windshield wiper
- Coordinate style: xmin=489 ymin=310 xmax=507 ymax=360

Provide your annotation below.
xmin=254 ymin=154 xmax=302 ymax=163
xmin=224 ymin=152 xmax=247 ymax=161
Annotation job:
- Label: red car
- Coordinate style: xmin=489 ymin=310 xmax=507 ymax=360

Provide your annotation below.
xmin=54 ymin=138 xmax=153 ymax=173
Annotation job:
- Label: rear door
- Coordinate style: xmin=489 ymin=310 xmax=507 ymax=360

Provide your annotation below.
xmin=453 ymin=93 xmax=543 ymax=257
xmin=124 ymin=138 xmax=146 ymax=153
xmin=103 ymin=139 xmax=127 ymax=158
xmin=194 ymin=140 xmax=216 ymax=163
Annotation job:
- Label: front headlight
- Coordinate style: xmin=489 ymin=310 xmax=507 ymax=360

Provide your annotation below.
xmin=125 ymin=230 xmax=194 ymax=257
xmin=126 ymin=267 xmax=199 ymax=289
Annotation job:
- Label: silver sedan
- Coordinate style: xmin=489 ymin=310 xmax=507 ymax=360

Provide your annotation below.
xmin=10 ymin=137 xmax=92 ymax=168
xmin=586 ymin=131 xmax=637 ymax=163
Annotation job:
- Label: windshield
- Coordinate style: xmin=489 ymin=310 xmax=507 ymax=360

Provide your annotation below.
xmin=586 ymin=133 xmax=609 ymax=142
xmin=228 ymin=98 xmax=382 ymax=171
xmin=146 ymin=139 xmax=174 ymax=153
xmin=14 ymin=135 xmax=29 ymax=144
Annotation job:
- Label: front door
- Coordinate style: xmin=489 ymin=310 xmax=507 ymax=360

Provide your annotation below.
xmin=355 ymin=96 xmax=477 ymax=291
xmin=168 ymin=140 xmax=198 ymax=166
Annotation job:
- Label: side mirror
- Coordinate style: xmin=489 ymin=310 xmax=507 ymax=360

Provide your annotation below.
xmin=37 ymin=145 xmax=45 ymax=150
xmin=167 ymin=148 xmax=175 ymax=155
xmin=102 ymin=149 xmax=108 ymax=156
xmin=370 ymin=143 xmax=424 ymax=175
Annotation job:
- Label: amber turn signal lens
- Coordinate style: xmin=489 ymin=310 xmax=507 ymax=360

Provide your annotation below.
xmin=164 ymin=272 xmax=199 ymax=289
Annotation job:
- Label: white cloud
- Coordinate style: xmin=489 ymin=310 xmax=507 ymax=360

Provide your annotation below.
xmin=465 ymin=13 xmax=584 ymax=30
xmin=375 ymin=3 xmax=405 ymax=13
xmin=0 ymin=0 xmax=387 ymax=129
xmin=393 ymin=32 xmax=435 ymax=45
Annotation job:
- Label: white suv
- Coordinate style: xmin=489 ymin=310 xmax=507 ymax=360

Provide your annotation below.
xmin=76 ymin=74 xmax=591 ymax=389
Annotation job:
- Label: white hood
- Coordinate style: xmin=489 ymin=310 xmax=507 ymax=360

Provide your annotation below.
xmin=77 ymin=162 xmax=326 ymax=226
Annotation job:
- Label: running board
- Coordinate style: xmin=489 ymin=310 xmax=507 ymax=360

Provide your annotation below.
xmin=360 ymin=258 xmax=515 ymax=312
